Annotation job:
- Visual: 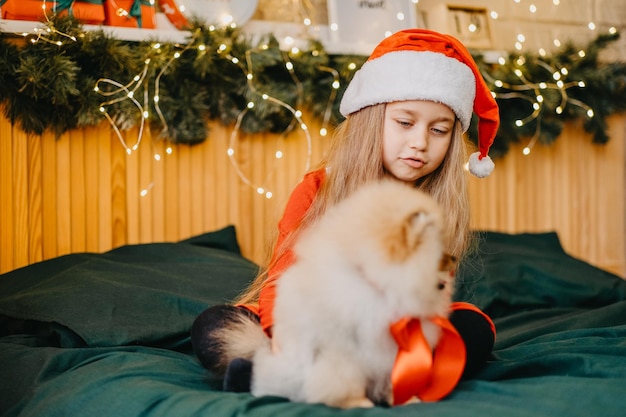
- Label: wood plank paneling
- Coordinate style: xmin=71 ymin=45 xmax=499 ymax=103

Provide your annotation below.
xmin=41 ymin=131 xmax=58 ymax=259
xmin=1 ymin=110 xmax=625 ymax=278
xmin=12 ymin=127 xmax=29 ymax=270
xmin=27 ymin=133 xmax=42 ymax=265
xmin=0 ymin=118 xmax=14 ymax=272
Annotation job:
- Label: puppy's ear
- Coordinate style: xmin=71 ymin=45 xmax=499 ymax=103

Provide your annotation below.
xmin=386 ymin=210 xmax=433 ymax=262
xmin=439 ymin=253 xmax=458 ymax=272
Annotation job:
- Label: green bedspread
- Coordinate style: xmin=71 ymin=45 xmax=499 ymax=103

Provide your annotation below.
xmin=1 ymin=226 xmax=625 ymax=417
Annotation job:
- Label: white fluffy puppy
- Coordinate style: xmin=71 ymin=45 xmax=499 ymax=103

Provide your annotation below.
xmin=251 ymin=179 xmax=454 ymax=408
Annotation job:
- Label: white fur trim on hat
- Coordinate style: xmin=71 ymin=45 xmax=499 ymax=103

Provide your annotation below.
xmin=339 ymin=51 xmax=476 ymax=131
xmin=468 ymin=151 xmax=494 ymax=178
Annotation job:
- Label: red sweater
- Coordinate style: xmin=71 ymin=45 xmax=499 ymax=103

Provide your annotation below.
xmin=244 ymin=168 xmax=494 ymax=335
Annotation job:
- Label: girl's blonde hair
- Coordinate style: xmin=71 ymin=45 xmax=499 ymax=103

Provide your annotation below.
xmin=234 ymin=103 xmax=471 ymax=306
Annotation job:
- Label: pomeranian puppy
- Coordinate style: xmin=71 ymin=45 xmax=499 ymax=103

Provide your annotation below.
xmin=250 ymin=179 xmax=455 ymax=408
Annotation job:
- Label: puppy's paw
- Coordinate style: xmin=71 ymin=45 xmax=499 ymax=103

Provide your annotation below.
xmin=336 ymin=397 xmax=375 ymax=409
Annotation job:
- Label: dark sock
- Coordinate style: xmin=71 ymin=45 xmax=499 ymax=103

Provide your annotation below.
xmin=190 ymin=305 xmax=259 ymax=375
xmin=449 ymin=308 xmax=495 ymax=379
xmin=223 ymin=358 xmax=253 ymax=392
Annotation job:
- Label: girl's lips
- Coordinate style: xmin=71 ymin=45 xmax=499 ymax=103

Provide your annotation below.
xmin=401 ymin=157 xmax=425 ymax=169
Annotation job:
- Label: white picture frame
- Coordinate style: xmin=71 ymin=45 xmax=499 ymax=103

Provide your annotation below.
xmin=445 ymin=5 xmax=493 ymax=49
xmin=325 ymin=0 xmax=419 ymax=55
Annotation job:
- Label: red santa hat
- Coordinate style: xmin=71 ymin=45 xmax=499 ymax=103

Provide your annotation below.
xmin=339 ymin=29 xmax=499 ymax=178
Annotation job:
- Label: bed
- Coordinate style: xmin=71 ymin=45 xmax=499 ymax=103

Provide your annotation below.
xmin=1 ymin=225 xmax=625 ymax=417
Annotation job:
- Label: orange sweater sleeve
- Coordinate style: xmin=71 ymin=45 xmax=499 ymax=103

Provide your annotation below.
xmin=258 ymin=169 xmax=326 ymax=333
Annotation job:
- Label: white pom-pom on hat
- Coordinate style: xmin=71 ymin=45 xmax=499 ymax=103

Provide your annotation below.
xmin=340 ymin=29 xmax=500 ymax=177
xmin=468 ymin=151 xmax=494 ymax=178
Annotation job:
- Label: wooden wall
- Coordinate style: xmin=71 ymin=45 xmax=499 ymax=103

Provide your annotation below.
xmin=1 ymin=111 xmax=625 ymax=277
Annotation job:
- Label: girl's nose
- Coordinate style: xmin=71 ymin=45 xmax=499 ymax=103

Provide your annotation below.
xmin=409 ymin=128 xmax=428 ymax=150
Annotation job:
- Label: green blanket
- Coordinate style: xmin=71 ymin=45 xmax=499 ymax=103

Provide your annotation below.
xmin=1 ymin=227 xmax=625 ymax=417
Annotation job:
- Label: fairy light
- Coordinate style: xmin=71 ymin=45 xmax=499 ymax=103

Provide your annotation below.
xmin=95 ymin=58 xmax=151 ymax=154
xmin=489 ymin=47 xmax=596 ymax=156
xmin=140 ymin=182 xmax=154 ymax=197
xmin=219 ymin=43 xmax=317 ymax=199
xmin=16 ymin=0 xmax=78 ymax=45
xmin=317 ymin=66 xmax=341 ymax=136
xmin=153 ymin=33 xmax=198 ymax=138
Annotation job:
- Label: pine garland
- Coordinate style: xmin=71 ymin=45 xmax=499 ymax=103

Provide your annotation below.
xmin=1 ymin=16 xmax=625 ymax=157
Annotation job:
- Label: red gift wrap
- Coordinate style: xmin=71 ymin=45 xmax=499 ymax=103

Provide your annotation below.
xmin=1 ymin=1 xmax=105 ymax=25
xmin=103 ymin=0 xmax=156 ymax=28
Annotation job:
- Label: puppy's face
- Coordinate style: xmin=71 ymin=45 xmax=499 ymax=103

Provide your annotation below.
xmin=337 ymin=181 xmax=453 ymax=318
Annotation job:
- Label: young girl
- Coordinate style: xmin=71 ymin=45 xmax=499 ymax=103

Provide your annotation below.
xmin=191 ymin=29 xmax=499 ymax=401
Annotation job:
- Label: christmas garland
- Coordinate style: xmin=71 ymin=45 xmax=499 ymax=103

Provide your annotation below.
xmin=1 ymin=16 xmax=625 ymax=158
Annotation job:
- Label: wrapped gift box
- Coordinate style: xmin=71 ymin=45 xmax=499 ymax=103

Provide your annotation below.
xmin=103 ymin=0 xmax=155 ymax=28
xmin=1 ymin=0 xmax=105 ymax=25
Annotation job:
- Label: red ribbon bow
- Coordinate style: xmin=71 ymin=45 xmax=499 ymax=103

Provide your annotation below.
xmin=390 ymin=316 xmax=466 ymax=405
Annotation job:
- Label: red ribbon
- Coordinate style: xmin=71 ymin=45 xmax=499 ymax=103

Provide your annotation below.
xmin=390 ymin=316 xmax=466 ymax=405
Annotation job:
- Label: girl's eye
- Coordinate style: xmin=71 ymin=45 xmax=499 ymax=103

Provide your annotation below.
xmin=431 ymin=126 xmax=450 ymax=135
xmin=397 ymin=119 xmax=413 ymax=127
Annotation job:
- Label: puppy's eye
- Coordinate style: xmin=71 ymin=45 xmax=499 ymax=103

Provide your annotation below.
xmin=437 ymin=281 xmax=446 ymax=290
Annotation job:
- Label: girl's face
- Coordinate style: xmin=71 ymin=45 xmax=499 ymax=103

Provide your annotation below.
xmin=382 ymin=100 xmax=455 ymax=183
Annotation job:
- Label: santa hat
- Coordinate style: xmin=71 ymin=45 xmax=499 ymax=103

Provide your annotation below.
xmin=339 ymin=29 xmax=499 ymax=178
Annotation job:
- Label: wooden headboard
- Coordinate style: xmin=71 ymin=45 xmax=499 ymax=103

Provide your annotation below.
xmin=1 ymin=111 xmax=624 ymax=277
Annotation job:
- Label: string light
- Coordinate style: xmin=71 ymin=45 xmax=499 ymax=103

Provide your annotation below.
xmin=94 ymin=58 xmax=151 ymax=154
xmin=487 ymin=55 xmax=595 ymax=155
xmin=318 ymin=66 xmax=341 ymax=137
xmin=481 ymin=0 xmax=603 ymax=155
xmin=153 ymin=31 xmax=200 ymax=137
xmin=220 ymin=43 xmax=316 ymax=199
xmin=15 ymin=0 xmax=78 ymax=45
